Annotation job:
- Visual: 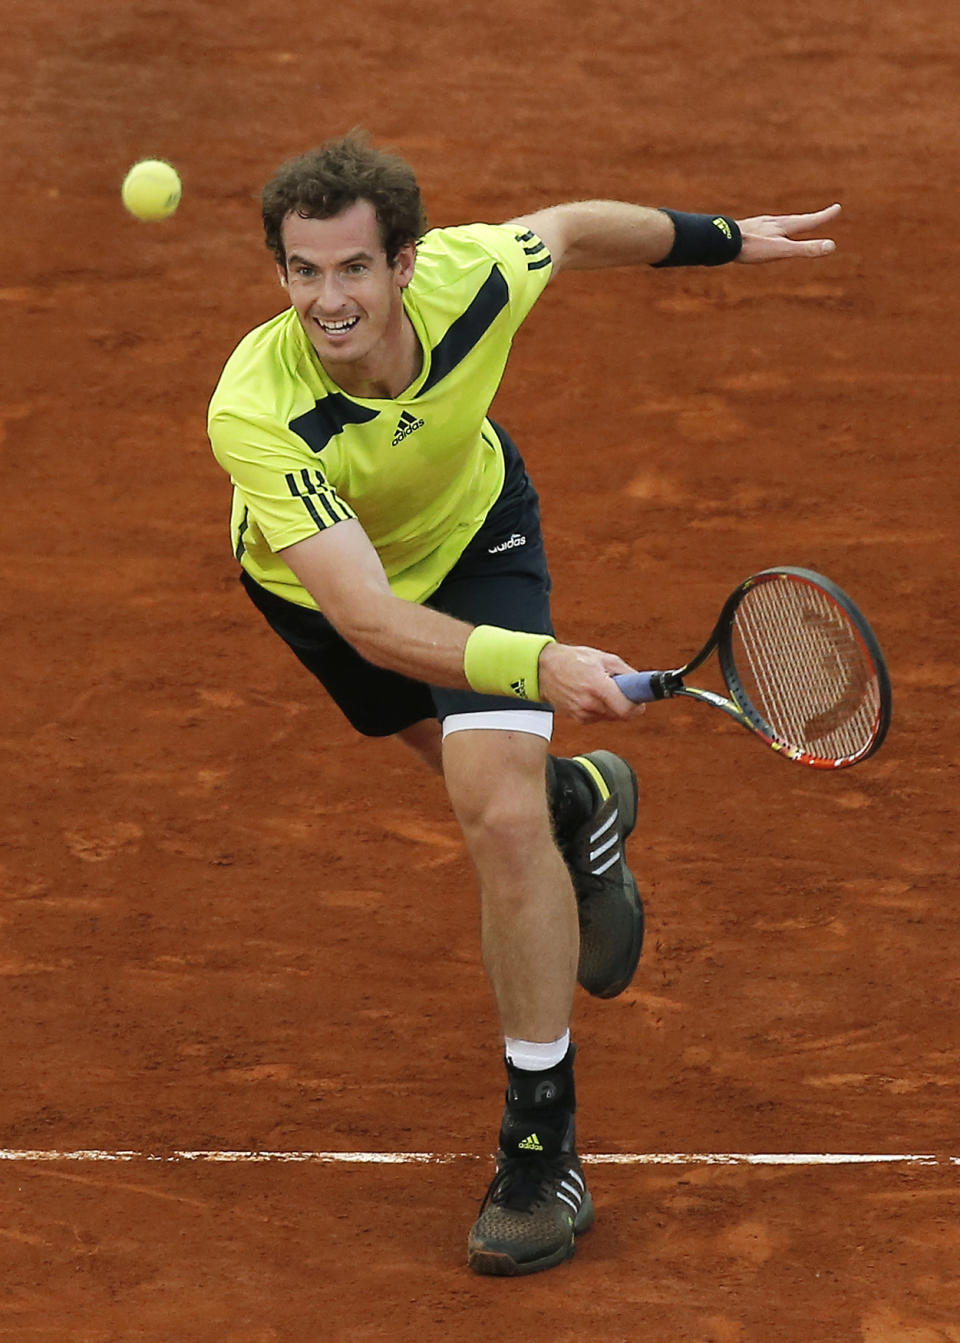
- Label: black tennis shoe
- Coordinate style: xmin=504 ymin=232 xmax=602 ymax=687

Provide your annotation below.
xmin=467 ymin=1113 xmax=594 ymax=1276
xmin=564 ymin=750 xmax=644 ymax=998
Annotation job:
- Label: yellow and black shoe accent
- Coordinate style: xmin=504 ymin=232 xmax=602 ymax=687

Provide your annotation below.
xmin=562 ymin=750 xmax=644 ymax=998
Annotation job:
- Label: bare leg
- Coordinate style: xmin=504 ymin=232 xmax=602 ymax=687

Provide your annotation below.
xmin=395 ymin=717 xmax=443 ymax=773
xmin=441 ymin=728 xmax=577 ymax=1041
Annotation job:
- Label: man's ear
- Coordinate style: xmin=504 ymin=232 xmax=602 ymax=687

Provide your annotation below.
xmin=393 ymin=240 xmax=418 ymax=289
xmin=276 ymin=262 xmax=288 ymax=289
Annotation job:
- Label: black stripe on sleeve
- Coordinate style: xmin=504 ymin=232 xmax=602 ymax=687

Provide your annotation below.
xmin=308 ymin=469 xmax=353 ymax=523
xmin=286 ymin=469 xmax=352 ymax=529
xmin=316 ymin=491 xmax=346 ymax=526
xmin=527 ymin=254 xmax=552 ymax=270
xmin=235 ymin=506 xmax=250 ymax=561
xmin=285 ymin=470 xmax=306 ymax=498
xmin=417 ymin=265 xmax=510 ymax=396
xmin=285 ymin=471 xmax=325 ymax=528
xmin=523 ymin=241 xmax=546 ymax=256
xmin=290 ymin=486 xmax=325 ymax=530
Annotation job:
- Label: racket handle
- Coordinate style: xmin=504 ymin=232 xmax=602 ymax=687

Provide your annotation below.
xmin=613 ymin=671 xmax=669 ymax=703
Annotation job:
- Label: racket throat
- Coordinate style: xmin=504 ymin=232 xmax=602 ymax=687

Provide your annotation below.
xmin=657 ymin=670 xmax=685 ymax=698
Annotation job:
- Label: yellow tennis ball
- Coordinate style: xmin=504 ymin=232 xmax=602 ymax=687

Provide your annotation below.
xmin=121 ymin=159 xmax=182 ymax=221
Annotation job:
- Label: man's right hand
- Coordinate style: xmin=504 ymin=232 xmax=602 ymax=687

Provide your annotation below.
xmin=538 ymin=642 xmax=645 ymax=724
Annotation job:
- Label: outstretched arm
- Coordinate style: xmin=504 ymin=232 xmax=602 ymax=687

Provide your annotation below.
xmin=280 ymin=522 xmax=642 ymax=725
xmin=507 ymin=200 xmax=841 ymax=273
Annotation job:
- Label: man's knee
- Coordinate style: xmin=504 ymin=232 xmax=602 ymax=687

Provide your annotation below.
xmin=457 ymin=786 xmax=551 ymax=857
xmin=444 ymin=740 xmax=553 ymax=861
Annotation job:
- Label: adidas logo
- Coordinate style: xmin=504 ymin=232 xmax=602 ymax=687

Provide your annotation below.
xmin=518 ymin=1133 xmax=544 ymax=1153
xmin=392 ymin=410 xmax=424 ymax=445
xmin=510 ymin=678 xmax=529 ymax=700
xmin=487 ymin=532 xmax=526 ymax=555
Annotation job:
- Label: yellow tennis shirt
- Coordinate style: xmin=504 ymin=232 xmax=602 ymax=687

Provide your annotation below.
xmin=208 ymin=223 xmax=552 ymax=608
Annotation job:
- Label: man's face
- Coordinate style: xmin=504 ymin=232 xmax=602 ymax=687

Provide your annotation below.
xmin=279 ymin=199 xmax=416 ymax=376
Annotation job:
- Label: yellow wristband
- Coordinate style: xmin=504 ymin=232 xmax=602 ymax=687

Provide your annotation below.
xmin=463 ymin=626 xmax=556 ymax=701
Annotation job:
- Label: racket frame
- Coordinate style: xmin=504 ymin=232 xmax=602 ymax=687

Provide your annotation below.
xmin=650 ymin=567 xmax=892 ymax=769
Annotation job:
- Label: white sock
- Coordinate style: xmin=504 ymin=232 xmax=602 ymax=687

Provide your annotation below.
xmin=504 ymin=1030 xmax=571 ymax=1072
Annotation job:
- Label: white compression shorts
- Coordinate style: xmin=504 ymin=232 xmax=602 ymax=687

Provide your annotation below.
xmin=441 ymin=709 xmax=554 ymax=741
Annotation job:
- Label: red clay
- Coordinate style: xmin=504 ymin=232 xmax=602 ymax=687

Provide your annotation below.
xmin=2 ymin=0 xmax=959 ymax=1338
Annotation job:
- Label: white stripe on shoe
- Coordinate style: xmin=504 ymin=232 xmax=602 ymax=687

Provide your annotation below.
xmin=590 ymin=832 xmax=619 ymax=862
xmin=591 ymin=850 xmax=621 ymax=876
xmin=589 ymin=809 xmax=618 ymax=844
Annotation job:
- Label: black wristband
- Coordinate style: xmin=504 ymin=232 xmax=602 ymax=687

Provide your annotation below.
xmin=652 ymin=209 xmax=742 ymax=267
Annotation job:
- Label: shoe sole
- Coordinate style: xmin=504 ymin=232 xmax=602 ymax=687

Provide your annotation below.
xmin=590 ymin=869 xmax=643 ymax=999
xmin=467 ymin=1193 xmax=595 ymax=1277
xmin=572 ymin=750 xmax=643 ymax=999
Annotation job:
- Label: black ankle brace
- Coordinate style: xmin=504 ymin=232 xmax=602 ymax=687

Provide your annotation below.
xmin=499 ymin=1044 xmax=578 ymax=1158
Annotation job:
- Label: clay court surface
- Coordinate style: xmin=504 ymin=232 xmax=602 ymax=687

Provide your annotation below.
xmin=3 ymin=1 xmax=959 ymax=1338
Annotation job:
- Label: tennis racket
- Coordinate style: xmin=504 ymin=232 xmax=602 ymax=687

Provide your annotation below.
xmin=614 ymin=566 xmax=891 ymax=769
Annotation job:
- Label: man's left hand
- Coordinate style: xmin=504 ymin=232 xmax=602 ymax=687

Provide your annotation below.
xmin=736 ymin=203 xmax=842 ymax=263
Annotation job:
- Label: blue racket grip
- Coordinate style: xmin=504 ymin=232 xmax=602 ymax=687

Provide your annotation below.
xmin=613 ymin=671 xmax=665 ymax=703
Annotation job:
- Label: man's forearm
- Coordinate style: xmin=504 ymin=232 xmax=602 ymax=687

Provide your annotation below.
xmin=340 ymin=592 xmax=473 ymax=687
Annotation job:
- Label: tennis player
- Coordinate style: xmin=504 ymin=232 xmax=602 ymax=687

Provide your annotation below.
xmin=208 ymin=131 xmax=840 ymax=1276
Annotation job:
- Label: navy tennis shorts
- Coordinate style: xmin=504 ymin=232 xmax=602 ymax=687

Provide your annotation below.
xmin=239 ymin=423 xmax=555 ymax=737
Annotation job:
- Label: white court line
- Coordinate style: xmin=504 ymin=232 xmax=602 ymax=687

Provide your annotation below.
xmin=0 ymin=1150 xmax=946 ymax=1166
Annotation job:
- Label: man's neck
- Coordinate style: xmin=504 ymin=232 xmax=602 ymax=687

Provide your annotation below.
xmin=322 ymin=312 xmax=422 ymax=400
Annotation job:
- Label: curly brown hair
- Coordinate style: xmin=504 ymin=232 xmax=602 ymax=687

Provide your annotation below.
xmin=262 ymin=130 xmax=428 ymax=268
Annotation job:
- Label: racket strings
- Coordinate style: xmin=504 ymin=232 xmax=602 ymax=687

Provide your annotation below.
xmin=731 ymin=580 xmax=880 ymax=759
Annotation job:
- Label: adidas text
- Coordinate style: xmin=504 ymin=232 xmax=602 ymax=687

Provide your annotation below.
xmin=392 ymin=411 xmax=424 ymax=445
xmin=488 ymin=532 xmax=527 ymax=554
